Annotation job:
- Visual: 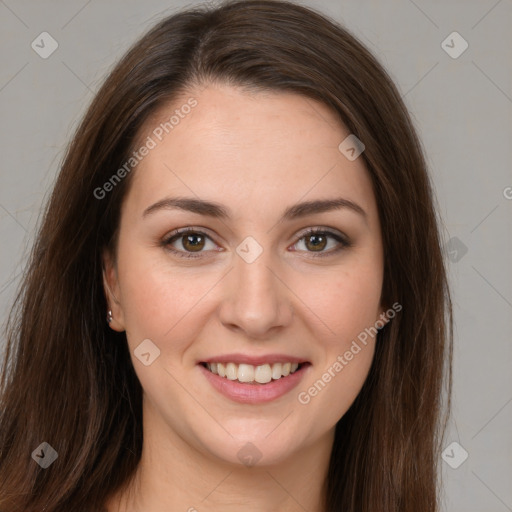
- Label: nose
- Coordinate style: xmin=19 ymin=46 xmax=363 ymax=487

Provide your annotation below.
xmin=217 ymin=249 xmax=294 ymax=339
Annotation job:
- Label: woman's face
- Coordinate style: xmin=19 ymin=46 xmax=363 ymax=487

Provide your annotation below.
xmin=104 ymin=82 xmax=387 ymax=467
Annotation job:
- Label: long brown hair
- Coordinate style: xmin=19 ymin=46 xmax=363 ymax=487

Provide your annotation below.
xmin=0 ymin=1 xmax=453 ymax=510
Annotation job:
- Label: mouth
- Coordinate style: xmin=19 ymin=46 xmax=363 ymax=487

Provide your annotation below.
xmin=198 ymin=357 xmax=312 ymax=404
xmin=200 ymin=361 xmax=307 ymax=385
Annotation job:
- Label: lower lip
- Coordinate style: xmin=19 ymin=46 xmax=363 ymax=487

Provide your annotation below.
xmin=198 ymin=363 xmax=310 ymax=404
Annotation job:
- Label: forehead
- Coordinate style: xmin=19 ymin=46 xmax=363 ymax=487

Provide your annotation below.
xmin=124 ymin=83 xmax=377 ymax=224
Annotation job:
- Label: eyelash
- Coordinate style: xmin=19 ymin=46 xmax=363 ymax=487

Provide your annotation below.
xmin=161 ymin=227 xmax=351 ymax=260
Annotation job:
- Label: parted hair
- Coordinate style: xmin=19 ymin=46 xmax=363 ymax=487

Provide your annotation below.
xmin=0 ymin=1 xmax=452 ymax=510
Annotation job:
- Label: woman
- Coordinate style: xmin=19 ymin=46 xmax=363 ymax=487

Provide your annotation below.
xmin=0 ymin=1 xmax=453 ymax=510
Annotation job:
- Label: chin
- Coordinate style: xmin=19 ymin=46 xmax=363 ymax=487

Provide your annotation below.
xmin=193 ymin=421 xmax=308 ymax=469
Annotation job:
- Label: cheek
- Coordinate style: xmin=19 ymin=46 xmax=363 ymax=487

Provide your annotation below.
xmin=297 ymin=342 xmax=376 ymax=435
xmin=300 ymin=260 xmax=383 ymax=345
xmin=293 ymin=259 xmax=381 ymax=424
xmin=296 ymin=270 xmax=380 ymax=427
xmin=116 ymin=247 xmax=232 ymax=375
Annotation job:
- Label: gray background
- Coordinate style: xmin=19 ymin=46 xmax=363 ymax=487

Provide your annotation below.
xmin=0 ymin=0 xmax=511 ymax=510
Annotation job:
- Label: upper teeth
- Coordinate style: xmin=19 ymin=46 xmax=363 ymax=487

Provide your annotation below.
xmin=206 ymin=362 xmax=300 ymax=383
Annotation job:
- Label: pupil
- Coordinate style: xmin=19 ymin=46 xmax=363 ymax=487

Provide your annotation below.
xmin=185 ymin=234 xmax=203 ymax=250
xmin=309 ymin=234 xmax=325 ymax=250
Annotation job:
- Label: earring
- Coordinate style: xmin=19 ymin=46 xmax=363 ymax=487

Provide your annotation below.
xmin=107 ymin=310 xmax=113 ymax=324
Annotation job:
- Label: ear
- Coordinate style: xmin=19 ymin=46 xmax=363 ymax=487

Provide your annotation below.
xmin=102 ymin=248 xmax=126 ymax=332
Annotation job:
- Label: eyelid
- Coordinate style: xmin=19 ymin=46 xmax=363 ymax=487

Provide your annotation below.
xmin=161 ymin=227 xmax=220 ymax=259
xmin=290 ymin=226 xmax=351 ymax=258
xmin=295 ymin=225 xmax=349 ymax=243
xmin=161 ymin=225 xmax=351 ymax=259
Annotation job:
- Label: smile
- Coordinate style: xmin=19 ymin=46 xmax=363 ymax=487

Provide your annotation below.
xmin=203 ymin=362 xmax=301 ymax=384
xmin=199 ymin=358 xmax=311 ymax=404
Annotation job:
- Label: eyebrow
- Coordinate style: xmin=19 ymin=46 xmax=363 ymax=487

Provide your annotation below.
xmin=142 ymin=196 xmax=367 ymax=223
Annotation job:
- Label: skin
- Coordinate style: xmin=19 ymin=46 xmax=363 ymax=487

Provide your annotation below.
xmin=103 ymin=82 xmax=389 ymax=512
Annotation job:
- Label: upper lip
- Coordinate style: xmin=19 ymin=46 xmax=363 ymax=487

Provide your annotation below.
xmin=200 ymin=353 xmax=309 ymax=366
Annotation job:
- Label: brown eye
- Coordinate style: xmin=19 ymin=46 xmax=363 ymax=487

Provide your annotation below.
xmin=304 ymin=233 xmax=328 ymax=252
xmin=292 ymin=228 xmax=350 ymax=258
xmin=162 ymin=227 xmax=350 ymax=260
xmin=162 ymin=229 xmax=218 ymax=259
xmin=180 ymin=232 xmax=206 ymax=252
